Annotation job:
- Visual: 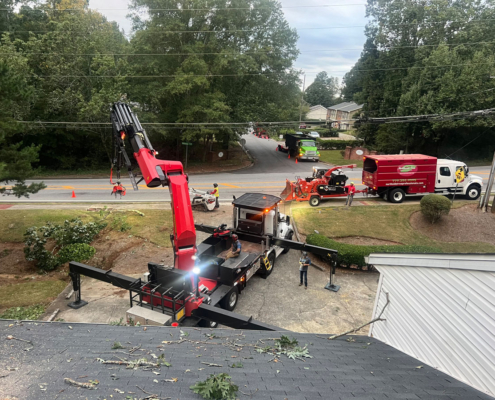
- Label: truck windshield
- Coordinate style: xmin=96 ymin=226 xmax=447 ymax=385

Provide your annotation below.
xmin=300 ymin=141 xmax=316 ymax=147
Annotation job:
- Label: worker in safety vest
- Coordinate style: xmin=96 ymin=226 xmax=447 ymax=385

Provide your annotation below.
xmin=225 ymin=234 xmax=241 ymax=259
xmin=344 ymin=182 xmax=356 ymax=207
xmin=211 ymin=183 xmax=220 ymax=208
xmin=111 ymin=181 xmax=126 ymax=199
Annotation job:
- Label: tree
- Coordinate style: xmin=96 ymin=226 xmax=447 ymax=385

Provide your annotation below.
xmin=0 ymin=40 xmax=45 ymax=197
xmin=304 ymin=71 xmax=339 ymax=107
xmin=342 ymin=0 xmax=495 ymax=159
xmin=127 ymin=0 xmax=301 ymax=155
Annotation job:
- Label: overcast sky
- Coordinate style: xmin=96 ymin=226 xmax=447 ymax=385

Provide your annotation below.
xmin=88 ymin=0 xmax=368 ymax=88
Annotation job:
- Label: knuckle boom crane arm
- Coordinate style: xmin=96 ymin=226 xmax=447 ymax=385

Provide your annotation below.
xmin=110 ymin=102 xmax=196 ymax=272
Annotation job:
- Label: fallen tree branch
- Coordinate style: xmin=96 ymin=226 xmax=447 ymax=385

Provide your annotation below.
xmin=328 ymin=292 xmax=390 ymax=340
xmin=136 ymin=384 xmax=171 ymax=400
xmin=64 ymin=378 xmax=97 ymax=389
xmin=6 ymin=335 xmax=33 ymax=345
xmin=96 ymin=358 xmax=160 ymax=369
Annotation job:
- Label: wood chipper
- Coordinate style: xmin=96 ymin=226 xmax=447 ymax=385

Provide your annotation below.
xmin=281 ymin=164 xmax=367 ymax=206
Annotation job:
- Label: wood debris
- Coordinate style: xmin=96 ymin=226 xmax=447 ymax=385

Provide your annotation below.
xmin=64 ymin=377 xmax=97 ymax=390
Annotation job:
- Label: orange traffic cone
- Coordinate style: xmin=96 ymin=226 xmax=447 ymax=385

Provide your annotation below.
xmin=276 ymin=147 xmax=278 ymax=151
xmin=295 ymin=158 xmax=298 ymax=164
xmin=288 ymin=153 xmax=290 ymax=159
xmin=71 ymin=191 xmax=76 ymax=198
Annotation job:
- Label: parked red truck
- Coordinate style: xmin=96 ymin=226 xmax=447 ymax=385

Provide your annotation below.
xmin=362 ymin=154 xmax=483 ymax=203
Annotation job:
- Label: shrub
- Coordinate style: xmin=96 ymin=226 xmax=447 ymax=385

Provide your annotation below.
xmin=306 ymin=234 xmax=442 ymax=269
xmin=316 ymin=139 xmax=360 ymax=150
xmin=0 ymin=304 xmax=45 ymax=320
xmin=24 ymin=218 xmax=105 ymax=271
xmin=58 ymin=243 xmax=96 ymax=264
xmin=420 ymin=194 xmax=452 ymax=223
xmin=111 ymin=214 xmax=132 ymax=232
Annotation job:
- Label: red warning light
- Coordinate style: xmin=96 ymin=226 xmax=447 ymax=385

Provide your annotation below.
xmin=171 ymin=322 xmax=179 ymax=327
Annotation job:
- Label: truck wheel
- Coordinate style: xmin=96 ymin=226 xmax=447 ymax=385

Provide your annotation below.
xmin=220 ymin=287 xmax=238 ymax=311
xmin=258 ymin=251 xmax=276 ymax=278
xmin=281 ymin=231 xmax=293 ymax=254
xmin=465 ymin=184 xmax=481 ymax=200
xmin=309 ymin=196 xmax=320 ymax=207
xmin=388 ymin=188 xmax=405 ymax=203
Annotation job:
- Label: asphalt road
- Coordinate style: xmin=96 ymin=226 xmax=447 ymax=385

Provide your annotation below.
xmin=1 ymin=132 xmax=492 ymax=203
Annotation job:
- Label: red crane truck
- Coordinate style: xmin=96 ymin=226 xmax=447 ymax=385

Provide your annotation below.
xmin=362 ymin=154 xmax=483 ymax=203
xmin=67 ymin=102 xmax=337 ymax=330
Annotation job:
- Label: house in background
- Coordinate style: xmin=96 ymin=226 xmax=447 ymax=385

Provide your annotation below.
xmin=305 ymin=104 xmax=328 ymax=121
xmin=327 ymin=101 xmax=363 ymax=130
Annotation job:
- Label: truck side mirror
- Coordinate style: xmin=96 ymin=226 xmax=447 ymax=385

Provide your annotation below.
xmin=286 ymin=216 xmax=291 ymax=225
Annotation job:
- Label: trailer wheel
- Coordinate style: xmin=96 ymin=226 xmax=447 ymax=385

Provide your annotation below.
xmin=258 ymin=251 xmax=276 ymax=278
xmin=220 ymin=287 xmax=238 ymax=311
xmin=309 ymin=196 xmax=320 ymax=207
xmin=389 ymin=188 xmax=405 ymax=203
xmin=465 ymin=184 xmax=481 ymax=200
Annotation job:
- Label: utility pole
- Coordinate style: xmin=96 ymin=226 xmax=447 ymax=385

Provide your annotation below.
xmin=479 ymin=150 xmax=495 ymax=211
xmin=299 ymin=74 xmax=306 ymax=123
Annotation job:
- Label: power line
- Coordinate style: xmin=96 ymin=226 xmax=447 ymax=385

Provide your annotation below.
xmin=15 ymin=120 xmax=301 ymax=126
xmin=2 ymin=18 xmax=495 ymax=34
xmin=2 ymin=40 xmax=493 ymax=57
xmin=15 ymin=61 xmax=493 ymax=78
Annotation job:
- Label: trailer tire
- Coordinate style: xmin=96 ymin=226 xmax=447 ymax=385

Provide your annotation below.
xmin=258 ymin=251 xmax=276 ymax=278
xmin=388 ymin=188 xmax=405 ymax=203
xmin=465 ymin=184 xmax=481 ymax=200
xmin=220 ymin=287 xmax=239 ymax=311
xmin=309 ymin=196 xmax=320 ymax=207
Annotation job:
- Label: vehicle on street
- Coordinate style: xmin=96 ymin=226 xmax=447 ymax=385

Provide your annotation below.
xmin=295 ymin=131 xmax=304 ymax=135
xmin=278 ymin=133 xmax=320 ymax=161
xmin=308 ymin=131 xmax=320 ymax=138
xmin=363 ymin=154 xmax=483 ymax=203
xmin=281 ymin=164 xmax=366 ymax=206
xmin=299 ymin=124 xmax=307 ymax=129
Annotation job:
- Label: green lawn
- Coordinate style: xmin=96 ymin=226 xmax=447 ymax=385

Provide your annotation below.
xmin=0 ymin=209 xmax=174 ymax=247
xmin=319 ymin=150 xmax=363 ymax=168
xmin=0 ymin=280 xmax=68 ymax=310
xmin=293 ymin=204 xmax=495 ymax=253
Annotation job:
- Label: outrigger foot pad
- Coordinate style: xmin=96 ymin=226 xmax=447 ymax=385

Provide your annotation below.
xmin=68 ymin=300 xmax=88 ymax=309
xmin=324 ymin=283 xmax=340 ymax=292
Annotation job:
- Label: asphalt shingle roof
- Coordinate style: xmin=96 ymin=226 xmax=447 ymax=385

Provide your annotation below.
xmin=328 ymin=102 xmax=363 ymax=112
xmin=0 ymin=321 xmax=492 ymax=400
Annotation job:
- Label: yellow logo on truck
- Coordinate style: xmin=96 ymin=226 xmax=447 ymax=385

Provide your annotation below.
xmin=456 ymin=167 xmax=465 ymax=184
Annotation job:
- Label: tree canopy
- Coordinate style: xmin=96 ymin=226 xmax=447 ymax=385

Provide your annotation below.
xmin=0 ymin=0 xmax=302 ymax=194
xmin=342 ymin=0 xmax=495 ymax=160
xmin=304 ymin=71 xmax=339 ymax=108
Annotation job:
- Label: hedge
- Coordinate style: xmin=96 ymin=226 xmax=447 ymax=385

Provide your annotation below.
xmin=300 ymin=128 xmax=338 ymax=137
xmin=316 ymin=139 xmax=360 ymax=150
xmin=306 ymin=234 xmax=442 ymax=269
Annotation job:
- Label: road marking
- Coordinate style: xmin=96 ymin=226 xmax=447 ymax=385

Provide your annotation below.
xmin=220 ymin=183 xmax=241 ymax=188
xmin=62 ymin=186 xmax=75 ymax=189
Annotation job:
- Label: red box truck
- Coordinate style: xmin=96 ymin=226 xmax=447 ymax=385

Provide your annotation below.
xmin=362 ymin=154 xmax=483 ymax=203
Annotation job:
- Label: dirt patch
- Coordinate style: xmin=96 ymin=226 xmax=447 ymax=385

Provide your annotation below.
xmin=334 ymin=236 xmax=403 ymax=246
xmin=410 ymin=204 xmax=495 ymax=245
xmin=0 ymin=243 xmax=35 ymax=275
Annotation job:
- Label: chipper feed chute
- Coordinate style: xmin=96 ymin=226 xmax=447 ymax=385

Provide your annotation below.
xmin=280 ymin=179 xmax=296 ymax=201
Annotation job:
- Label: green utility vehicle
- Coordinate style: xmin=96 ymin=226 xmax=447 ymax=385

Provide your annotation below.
xmin=282 ymin=133 xmax=320 ymax=161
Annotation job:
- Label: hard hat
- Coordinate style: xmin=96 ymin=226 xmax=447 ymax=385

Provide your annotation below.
xmin=232 ymin=234 xmax=238 ymax=240
xmin=350 ymin=182 xmax=355 ymax=185
xmin=302 ymin=251 xmax=307 ymax=257
xmin=213 ymin=183 xmax=218 ymax=187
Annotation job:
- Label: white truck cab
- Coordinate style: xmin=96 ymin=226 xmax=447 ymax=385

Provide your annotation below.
xmin=435 ymin=159 xmax=483 ymax=200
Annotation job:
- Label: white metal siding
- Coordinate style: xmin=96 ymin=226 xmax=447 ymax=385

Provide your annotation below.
xmin=370 ymin=265 xmax=495 ymax=396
